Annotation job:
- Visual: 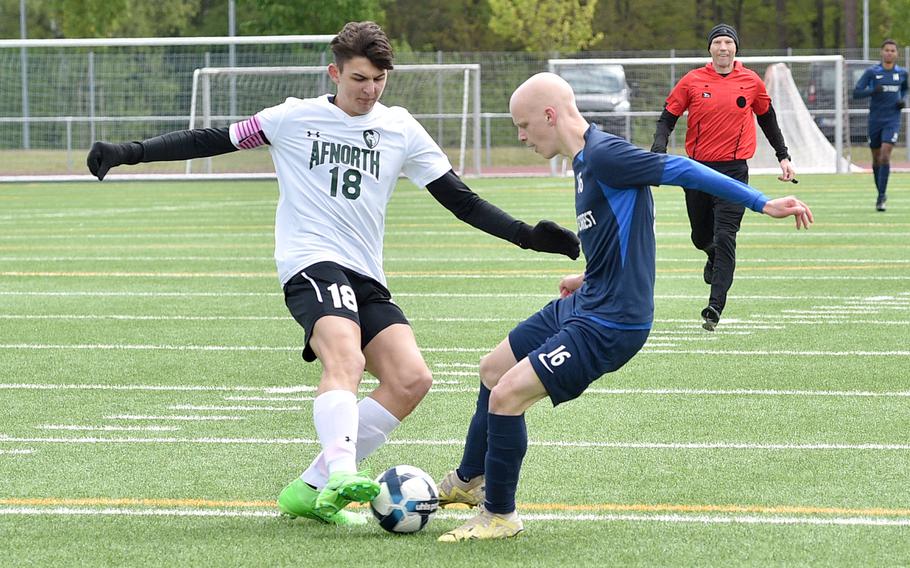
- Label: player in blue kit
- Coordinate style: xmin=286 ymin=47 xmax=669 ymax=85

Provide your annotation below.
xmin=854 ymin=39 xmax=908 ymax=211
xmin=436 ymin=72 xmax=813 ymax=541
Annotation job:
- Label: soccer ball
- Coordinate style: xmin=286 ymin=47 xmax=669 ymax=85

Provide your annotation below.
xmin=370 ymin=465 xmax=439 ymax=533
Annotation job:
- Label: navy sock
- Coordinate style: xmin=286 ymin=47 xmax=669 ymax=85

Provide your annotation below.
xmin=879 ymin=163 xmax=890 ymax=196
xmin=484 ymin=413 xmax=527 ymax=514
xmin=456 ymin=383 xmax=490 ymax=480
xmin=873 ymin=165 xmax=881 ymax=194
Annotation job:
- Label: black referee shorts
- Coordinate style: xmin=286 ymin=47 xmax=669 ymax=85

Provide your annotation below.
xmin=283 ymin=261 xmax=409 ymax=362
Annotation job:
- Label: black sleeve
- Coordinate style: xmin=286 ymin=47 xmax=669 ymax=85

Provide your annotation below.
xmin=756 ymin=104 xmax=791 ymax=162
xmin=425 ymin=170 xmax=531 ymax=246
xmin=139 ymin=127 xmax=244 ymax=162
xmin=649 ymin=108 xmax=680 ymax=154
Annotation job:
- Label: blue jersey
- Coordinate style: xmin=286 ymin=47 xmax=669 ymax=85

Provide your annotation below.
xmin=853 ymin=64 xmax=909 ymax=124
xmin=571 ymin=125 xmax=769 ymax=330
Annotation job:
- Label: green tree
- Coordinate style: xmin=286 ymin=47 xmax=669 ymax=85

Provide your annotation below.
xmin=47 ymin=0 xmax=203 ymax=37
xmin=237 ymin=0 xmax=384 ymax=35
xmin=487 ymin=0 xmax=603 ymax=52
xmin=381 ymin=0 xmax=514 ymax=51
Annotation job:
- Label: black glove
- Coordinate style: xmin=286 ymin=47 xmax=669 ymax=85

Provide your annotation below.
xmin=517 ymin=220 xmax=580 ymax=260
xmin=874 ymin=84 xmax=885 ymax=93
xmin=86 ymin=141 xmax=143 ymax=180
xmin=650 ymin=141 xmax=667 ymax=154
xmin=897 ymin=101 xmax=906 ymax=110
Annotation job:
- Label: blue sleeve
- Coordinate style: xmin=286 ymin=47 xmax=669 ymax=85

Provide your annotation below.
xmin=853 ymin=68 xmax=875 ymax=100
xmin=588 ymin=136 xmax=666 ymax=189
xmin=660 ymin=155 xmax=769 ymax=213
xmin=902 ymin=71 xmax=908 ymax=99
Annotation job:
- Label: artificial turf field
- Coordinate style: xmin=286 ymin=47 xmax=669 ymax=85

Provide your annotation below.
xmin=0 ymin=174 xmax=907 ymax=566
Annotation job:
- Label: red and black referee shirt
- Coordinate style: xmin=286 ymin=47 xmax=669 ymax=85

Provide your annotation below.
xmin=664 ymin=60 xmax=771 ymax=162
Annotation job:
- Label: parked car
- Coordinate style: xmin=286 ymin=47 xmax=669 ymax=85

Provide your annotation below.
xmin=804 ymin=60 xmax=876 ymax=143
xmin=555 ymin=64 xmax=631 ymax=136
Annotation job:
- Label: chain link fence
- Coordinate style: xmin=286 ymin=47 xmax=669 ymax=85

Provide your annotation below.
xmin=1 ymin=40 xmax=906 ymax=176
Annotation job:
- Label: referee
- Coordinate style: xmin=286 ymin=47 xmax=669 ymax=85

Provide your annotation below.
xmin=651 ymin=23 xmax=795 ymax=331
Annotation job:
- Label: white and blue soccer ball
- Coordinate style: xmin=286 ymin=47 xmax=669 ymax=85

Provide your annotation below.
xmin=370 ymin=465 xmax=439 ymax=533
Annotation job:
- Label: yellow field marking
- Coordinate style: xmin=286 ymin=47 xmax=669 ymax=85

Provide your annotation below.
xmin=2 ymin=497 xmax=909 ymax=518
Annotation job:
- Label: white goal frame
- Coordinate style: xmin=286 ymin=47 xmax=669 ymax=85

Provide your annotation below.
xmin=187 ymin=64 xmax=482 ymax=177
xmin=548 ymin=55 xmax=848 ymax=174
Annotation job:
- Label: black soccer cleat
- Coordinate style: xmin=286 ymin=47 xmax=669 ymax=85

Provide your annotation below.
xmin=701 ymin=306 xmax=721 ymax=332
xmin=876 ymin=195 xmax=887 ymax=212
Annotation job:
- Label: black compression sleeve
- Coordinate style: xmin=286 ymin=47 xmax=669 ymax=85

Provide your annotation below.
xmin=139 ymin=127 xmax=241 ymax=162
xmin=650 ymin=108 xmax=679 ymax=153
xmin=756 ymin=104 xmax=790 ymax=162
xmin=425 ymin=170 xmax=530 ymax=244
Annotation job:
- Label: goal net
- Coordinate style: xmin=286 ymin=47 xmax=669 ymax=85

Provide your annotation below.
xmin=188 ymin=64 xmax=481 ymax=177
xmin=751 ymin=63 xmax=859 ymax=173
xmin=548 ymin=55 xmax=854 ymax=174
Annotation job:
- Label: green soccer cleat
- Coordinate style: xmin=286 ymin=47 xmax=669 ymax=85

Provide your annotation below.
xmin=313 ymin=470 xmax=380 ymax=521
xmin=437 ymin=470 xmax=485 ymax=508
xmin=277 ymin=478 xmax=367 ymax=526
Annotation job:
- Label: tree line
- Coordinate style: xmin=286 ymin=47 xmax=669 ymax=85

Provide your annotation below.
xmin=2 ymin=0 xmax=909 ymax=54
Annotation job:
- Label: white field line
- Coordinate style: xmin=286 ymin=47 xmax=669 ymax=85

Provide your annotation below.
xmin=649 ymin=330 xmax=753 ymax=335
xmin=166 ymin=405 xmax=307 ymax=412
xmin=0 ymin=449 xmax=35 ymax=455
xmin=0 ymin=314 xmax=286 ymax=321
xmin=36 ymin=425 xmax=180 ymax=432
xmin=643 ymin=349 xmax=910 ymax=356
xmin=5 ymin=255 xmax=910 ymax=264
xmin=0 ymin=383 xmax=264 ymax=392
xmin=0 ymin=201 xmax=273 ymax=221
xmin=0 ymin=506 xmax=908 ymax=527
xmin=792 ymin=306 xmax=910 ymax=312
xmin=767 ymin=320 xmax=910 ymax=325
xmin=2 ymin=436 xmax=909 ymax=451
xmin=3 ymin=271 xmax=909 ymax=281
xmin=5 ymin=313 xmax=905 ymax=326
xmin=5 ymin=383 xmax=910 ymax=399
xmin=104 ymin=415 xmax=245 ymax=421
xmin=1 ymin=344 xmax=908 ymax=356
xmin=11 ymin=230 xmax=910 ymax=239
xmin=0 ymin=290 xmax=897 ymax=301
xmin=224 ymin=396 xmax=314 ymax=402
xmin=450 ymin=387 xmax=910 ymax=398
xmin=229 ymin=388 xmax=910 ymax=399
xmin=0 ymin=232 xmax=272 ymax=240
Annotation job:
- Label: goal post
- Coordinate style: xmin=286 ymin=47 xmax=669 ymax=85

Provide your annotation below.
xmin=548 ymin=55 xmax=850 ymax=174
xmin=188 ymin=64 xmax=482 ymax=177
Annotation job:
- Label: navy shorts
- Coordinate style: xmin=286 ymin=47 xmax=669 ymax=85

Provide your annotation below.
xmin=283 ymin=261 xmax=409 ymax=362
xmin=869 ymin=121 xmax=900 ymax=148
xmin=508 ymin=294 xmax=650 ymax=406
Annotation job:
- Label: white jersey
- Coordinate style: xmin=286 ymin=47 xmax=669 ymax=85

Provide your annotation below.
xmin=229 ymin=95 xmax=452 ymax=286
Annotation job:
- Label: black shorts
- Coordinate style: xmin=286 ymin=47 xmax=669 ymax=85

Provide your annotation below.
xmin=283 ymin=261 xmax=409 ymax=362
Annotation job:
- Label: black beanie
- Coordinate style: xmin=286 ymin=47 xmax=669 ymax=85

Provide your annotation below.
xmin=708 ymin=23 xmax=739 ymax=50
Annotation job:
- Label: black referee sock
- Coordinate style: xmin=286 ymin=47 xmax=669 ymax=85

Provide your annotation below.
xmin=873 ymin=165 xmax=881 ymax=194
xmin=484 ymin=412 xmax=527 ymax=515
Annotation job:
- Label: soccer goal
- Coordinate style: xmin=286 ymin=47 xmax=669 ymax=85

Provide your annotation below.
xmin=548 ymin=55 xmax=853 ymax=174
xmin=188 ymin=64 xmax=482 ymax=176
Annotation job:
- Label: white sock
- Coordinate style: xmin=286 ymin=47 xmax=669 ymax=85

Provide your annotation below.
xmin=312 ymin=390 xmax=358 ymax=475
xmin=301 ymin=396 xmax=401 ymax=488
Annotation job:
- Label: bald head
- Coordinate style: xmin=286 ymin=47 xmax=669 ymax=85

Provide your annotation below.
xmin=509 ymin=72 xmax=577 ymax=116
xmin=509 ymin=72 xmax=587 ymax=160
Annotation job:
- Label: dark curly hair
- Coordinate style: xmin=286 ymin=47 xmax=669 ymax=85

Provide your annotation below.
xmin=331 ymin=21 xmax=394 ymax=71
